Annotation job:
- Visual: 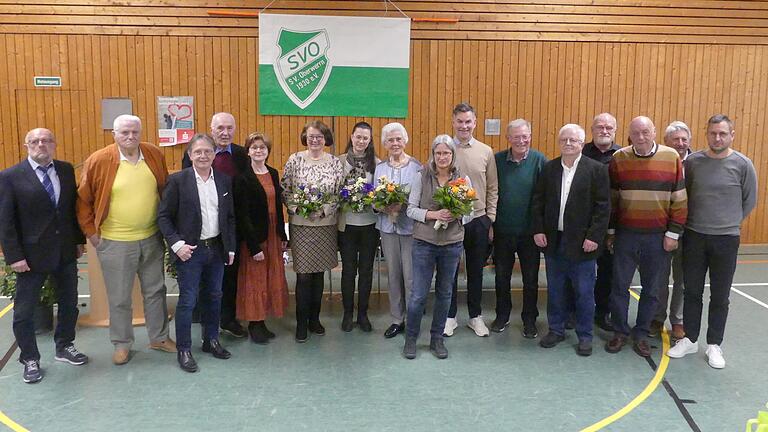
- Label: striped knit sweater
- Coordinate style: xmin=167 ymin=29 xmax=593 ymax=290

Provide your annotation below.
xmin=608 ymin=144 xmax=687 ymax=234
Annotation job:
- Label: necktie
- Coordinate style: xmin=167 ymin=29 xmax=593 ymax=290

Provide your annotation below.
xmin=36 ymin=165 xmax=56 ymax=206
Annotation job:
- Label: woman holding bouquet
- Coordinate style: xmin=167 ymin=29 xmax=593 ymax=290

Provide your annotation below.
xmin=234 ymin=133 xmax=289 ymax=344
xmin=374 ymin=122 xmax=422 ymax=339
xmin=403 ymin=134 xmax=471 ymax=359
xmin=338 ymin=121 xmax=380 ymax=332
xmin=281 ymin=121 xmax=344 ymax=343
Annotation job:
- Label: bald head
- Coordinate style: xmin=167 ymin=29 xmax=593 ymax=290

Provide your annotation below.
xmin=628 ymin=116 xmax=656 ymax=155
xmin=24 ymin=128 xmax=56 ymax=166
xmin=210 ymin=112 xmax=236 ymax=148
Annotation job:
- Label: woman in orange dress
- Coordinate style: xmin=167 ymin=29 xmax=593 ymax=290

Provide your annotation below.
xmin=234 ymin=133 xmax=289 ymax=344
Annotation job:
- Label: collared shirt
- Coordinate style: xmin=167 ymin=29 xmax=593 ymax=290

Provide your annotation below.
xmin=558 ymin=155 xmax=582 ymax=231
xmin=215 ymin=143 xmax=232 ymax=155
xmin=27 ymin=157 xmax=60 ymax=203
xmin=632 ymin=142 xmax=657 ymax=157
xmin=195 ymin=168 xmax=220 ymax=240
xmin=506 ymin=149 xmax=530 ymax=164
xmin=118 ymin=147 xmax=145 ymax=163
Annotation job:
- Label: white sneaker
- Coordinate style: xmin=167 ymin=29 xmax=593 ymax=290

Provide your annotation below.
xmin=667 ymin=337 xmax=698 ymax=358
xmin=443 ymin=317 xmax=458 ymax=337
xmin=705 ymin=344 xmax=725 ymax=369
xmin=467 ymin=316 xmax=490 ymax=337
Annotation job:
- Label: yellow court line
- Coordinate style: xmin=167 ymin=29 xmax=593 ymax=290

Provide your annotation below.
xmin=580 ymin=290 xmax=672 ymax=432
xmin=0 ymin=303 xmax=29 ymax=432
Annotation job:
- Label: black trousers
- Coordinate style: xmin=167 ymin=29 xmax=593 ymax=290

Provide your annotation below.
xmin=449 ymin=216 xmax=491 ymax=319
xmin=492 ymin=231 xmax=541 ymax=324
xmin=682 ymin=230 xmax=740 ymax=345
xmin=13 ymin=259 xmax=79 ymax=362
xmin=219 ymin=254 xmax=240 ymax=326
xmin=295 ymin=272 xmax=325 ymax=325
xmin=339 ymin=224 xmax=378 ymax=317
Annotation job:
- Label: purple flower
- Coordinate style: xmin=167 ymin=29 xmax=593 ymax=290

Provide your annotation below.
xmin=362 ymin=182 xmax=374 ymax=193
xmin=340 ymin=189 xmax=350 ymax=199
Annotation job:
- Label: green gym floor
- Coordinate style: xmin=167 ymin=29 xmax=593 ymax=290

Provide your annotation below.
xmin=1 ymin=246 xmax=766 ymax=432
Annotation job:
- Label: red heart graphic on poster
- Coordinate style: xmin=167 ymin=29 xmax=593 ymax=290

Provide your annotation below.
xmin=168 ymin=104 xmax=192 ymax=120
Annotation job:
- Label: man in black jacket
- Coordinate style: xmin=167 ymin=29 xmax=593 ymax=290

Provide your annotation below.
xmin=182 ymin=112 xmax=249 ymax=338
xmin=0 ymin=128 xmax=88 ymax=383
xmin=159 ymin=133 xmax=237 ymax=372
xmin=531 ymin=124 xmax=610 ymax=356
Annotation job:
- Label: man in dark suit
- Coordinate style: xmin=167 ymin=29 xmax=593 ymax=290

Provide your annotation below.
xmin=181 ymin=112 xmax=249 ymax=338
xmin=0 ymin=128 xmax=88 ymax=383
xmin=159 ymin=133 xmax=237 ymax=373
xmin=531 ymin=124 xmax=610 ymax=356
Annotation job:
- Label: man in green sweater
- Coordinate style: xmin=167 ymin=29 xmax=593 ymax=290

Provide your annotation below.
xmin=491 ymin=119 xmax=548 ymax=338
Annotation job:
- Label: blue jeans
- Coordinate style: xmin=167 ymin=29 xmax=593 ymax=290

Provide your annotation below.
xmin=610 ymin=231 xmax=671 ymax=340
xmin=174 ymin=243 xmax=225 ymax=350
xmin=406 ymin=239 xmax=463 ymax=341
xmin=545 ymin=241 xmax=595 ymax=342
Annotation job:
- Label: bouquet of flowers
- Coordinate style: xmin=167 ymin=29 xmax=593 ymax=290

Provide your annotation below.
xmin=340 ymin=177 xmax=375 ymax=213
xmin=432 ymin=177 xmax=476 ymax=229
xmin=372 ymin=175 xmax=410 ymax=222
xmin=288 ymin=184 xmax=326 ymax=219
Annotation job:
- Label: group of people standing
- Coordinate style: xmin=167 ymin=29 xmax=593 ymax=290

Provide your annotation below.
xmin=0 ymin=103 xmax=757 ymax=382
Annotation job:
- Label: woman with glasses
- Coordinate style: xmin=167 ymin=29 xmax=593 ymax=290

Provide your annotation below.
xmin=281 ymin=121 xmax=344 ymax=343
xmin=403 ymin=135 xmax=470 ymax=360
xmin=234 ymin=133 xmax=289 ymax=344
xmin=338 ymin=121 xmax=380 ymax=332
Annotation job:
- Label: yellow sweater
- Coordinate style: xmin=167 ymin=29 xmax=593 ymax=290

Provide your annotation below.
xmin=100 ymin=160 xmax=159 ymax=241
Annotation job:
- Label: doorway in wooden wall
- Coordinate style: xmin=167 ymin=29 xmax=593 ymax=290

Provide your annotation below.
xmin=15 ymin=89 xmax=88 ymax=168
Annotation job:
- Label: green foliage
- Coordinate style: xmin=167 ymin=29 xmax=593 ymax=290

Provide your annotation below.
xmin=0 ymin=257 xmax=57 ymax=306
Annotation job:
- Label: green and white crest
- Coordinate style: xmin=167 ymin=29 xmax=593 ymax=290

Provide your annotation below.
xmin=274 ymin=28 xmax=332 ymax=110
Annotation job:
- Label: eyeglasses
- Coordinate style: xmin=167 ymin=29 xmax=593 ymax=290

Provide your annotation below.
xmin=307 ymin=135 xmax=325 ymax=142
xmin=559 ymin=137 xmax=584 ymax=144
xmin=507 ymin=135 xmax=531 ymax=143
xmin=26 ymin=138 xmax=54 ymax=146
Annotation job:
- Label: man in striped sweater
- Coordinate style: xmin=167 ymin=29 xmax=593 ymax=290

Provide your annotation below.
xmin=605 ymin=116 xmax=687 ymax=358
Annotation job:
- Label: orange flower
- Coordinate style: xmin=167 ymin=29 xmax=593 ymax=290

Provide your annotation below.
xmin=452 ymin=178 xmax=467 ymax=186
xmin=467 ymin=188 xmax=476 ymax=199
xmin=386 ymin=184 xmax=395 ymax=192
xmin=451 ymin=186 xmax=460 ymax=194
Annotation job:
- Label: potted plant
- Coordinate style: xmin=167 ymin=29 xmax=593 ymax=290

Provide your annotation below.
xmin=0 ymin=257 xmax=56 ymax=334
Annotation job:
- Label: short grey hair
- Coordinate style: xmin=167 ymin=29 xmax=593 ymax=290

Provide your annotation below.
xmin=559 ymin=124 xmax=586 ymax=142
xmin=592 ymin=112 xmax=617 ymax=127
xmin=427 ymin=134 xmax=456 ymax=174
xmin=381 ymin=122 xmax=409 ymax=145
xmin=507 ymin=118 xmax=531 ymax=133
xmin=113 ymin=114 xmax=141 ymax=131
xmin=664 ymin=121 xmax=691 ymax=140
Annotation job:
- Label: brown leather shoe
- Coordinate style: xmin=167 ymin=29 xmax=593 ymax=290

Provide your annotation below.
xmin=604 ymin=333 xmax=627 ymax=353
xmin=671 ymin=324 xmax=685 ymax=340
xmin=648 ymin=320 xmax=664 ymax=338
xmin=113 ymin=348 xmax=130 ymax=365
xmin=633 ymin=339 xmax=652 ymax=357
xmin=149 ymin=338 xmax=177 ymax=353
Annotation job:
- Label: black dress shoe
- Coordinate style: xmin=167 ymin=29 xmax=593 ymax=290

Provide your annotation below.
xmin=357 ymin=315 xmax=372 ymax=332
xmin=262 ymin=323 xmax=276 ymax=339
xmin=308 ymin=320 xmax=325 ymax=335
xmin=341 ymin=312 xmax=354 ymax=332
xmin=177 ymin=350 xmax=198 ymax=372
xmin=384 ymin=323 xmax=404 ymax=339
xmin=202 ymin=339 xmax=231 ymax=359
xmin=539 ymin=332 xmax=565 ymax=348
xmin=595 ymin=314 xmax=614 ymax=332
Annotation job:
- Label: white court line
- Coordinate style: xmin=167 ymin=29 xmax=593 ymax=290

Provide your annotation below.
xmin=630 ymin=283 xmax=768 ymax=310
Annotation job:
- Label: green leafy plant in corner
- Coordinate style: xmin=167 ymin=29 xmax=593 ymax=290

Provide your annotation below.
xmin=0 ymin=257 xmax=57 ymax=306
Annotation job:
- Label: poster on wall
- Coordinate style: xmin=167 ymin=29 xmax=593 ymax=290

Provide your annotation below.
xmin=157 ymin=96 xmax=194 ymax=147
xmin=258 ymin=14 xmax=410 ymax=118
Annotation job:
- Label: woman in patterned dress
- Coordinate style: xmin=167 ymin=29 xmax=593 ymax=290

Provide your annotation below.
xmin=281 ymin=121 xmax=344 ymax=343
xmin=234 ymin=133 xmax=289 ymax=344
